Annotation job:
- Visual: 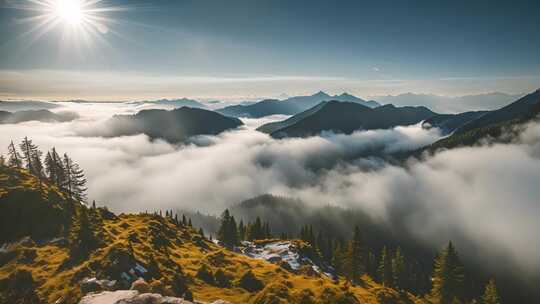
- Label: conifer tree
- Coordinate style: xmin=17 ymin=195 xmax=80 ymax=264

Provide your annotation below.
xmin=31 ymin=150 xmax=44 ymax=191
xmin=44 ymin=152 xmax=55 ymax=180
xmin=19 ymin=137 xmax=39 ymax=175
xmin=481 ymin=279 xmax=501 ymax=304
xmin=366 ymin=251 xmax=378 ymax=278
xmin=431 ymin=241 xmax=465 ymax=304
xmin=7 ymin=140 xmax=22 ymax=168
xmin=344 ymin=226 xmax=365 ymax=282
xmin=392 ymin=247 xmax=407 ymax=289
xmin=70 ymin=208 xmax=98 ymax=257
xmin=218 ymin=209 xmax=238 ymax=247
xmin=378 ymin=246 xmax=393 ymax=286
xmin=45 ymin=148 xmax=65 ymax=188
xmin=63 ymin=153 xmax=87 ymax=202
xmin=332 ymin=242 xmax=345 ymax=274
xmin=238 ymin=220 xmax=246 ymax=241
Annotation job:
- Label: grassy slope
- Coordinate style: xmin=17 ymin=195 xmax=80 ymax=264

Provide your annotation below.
xmin=0 ymin=166 xmax=421 ymax=304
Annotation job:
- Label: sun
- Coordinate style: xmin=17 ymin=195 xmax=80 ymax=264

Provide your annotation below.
xmin=52 ymin=0 xmax=85 ymax=26
xmin=9 ymin=0 xmax=130 ymax=46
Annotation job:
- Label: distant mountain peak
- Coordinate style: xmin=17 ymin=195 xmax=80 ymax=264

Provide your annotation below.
xmin=313 ymin=91 xmax=330 ymax=97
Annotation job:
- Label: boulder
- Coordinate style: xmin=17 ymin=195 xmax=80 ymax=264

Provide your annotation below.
xmin=81 ymin=277 xmax=118 ymax=294
xmin=78 ymin=290 xmax=195 ymax=304
xmin=130 ymin=278 xmax=150 ymax=294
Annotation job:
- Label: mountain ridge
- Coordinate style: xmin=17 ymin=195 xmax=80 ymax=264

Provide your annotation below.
xmin=257 ymin=101 xmax=435 ymax=138
xmin=216 ymin=92 xmax=380 ymax=118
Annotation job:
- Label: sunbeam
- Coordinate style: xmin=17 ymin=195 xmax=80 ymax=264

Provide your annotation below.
xmin=7 ymin=0 xmax=129 ymax=48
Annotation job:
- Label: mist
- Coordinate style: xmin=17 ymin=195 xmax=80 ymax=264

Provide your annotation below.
xmin=0 ymin=101 xmax=539 ymax=277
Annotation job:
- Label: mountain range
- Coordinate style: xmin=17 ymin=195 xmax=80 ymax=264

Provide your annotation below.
xmin=257 ymin=89 xmax=540 ymax=144
xmin=370 ymin=92 xmax=524 ymax=113
xmin=130 ymin=98 xmax=208 ymax=109
xmin=216 ymin=91 xmax=380 ymax=118
xmin=0 ymin=110 xmax=79 ymax=124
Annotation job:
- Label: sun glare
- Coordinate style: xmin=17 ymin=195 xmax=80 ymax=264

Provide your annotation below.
xmin=10 ymin=0 xmax=129 ymax=48
xmin=52 ymin=0 xmax=85 ymax=25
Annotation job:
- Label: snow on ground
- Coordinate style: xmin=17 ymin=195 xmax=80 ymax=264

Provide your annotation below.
xmin=240 ymin=240 xmax=335 ymax=279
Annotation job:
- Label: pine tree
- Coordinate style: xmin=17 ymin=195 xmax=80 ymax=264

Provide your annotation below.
xmin=218 ymin=209 xmax=238 ymax=247
xmin=238 ymin=220 xmax=246 ymax=241
xmin=31 ymin=150 xmax=44 ymax=191
xmin=70 ymin=208 xmax=98 ymax=257
xmin=431 ymin=241 xmax=465 ymax=304
xmin=19 ymin=137 xmax=38 ymax=174
xmin=44 ymin=152 xmax=55 ymax=180
xmin=481 ymin=279 xmax=501 ymax=304
xmin=392 ymin=247 xmax=407 ymax=289
xmin=378 ymin=246 xmax=393 ymax=286
xmin=346 ymin=226 xmax=365 ymax=282
xmin=332 ymin=243 xmax=345 ymax=274
xmin=63 ymin=153 xmax=87 ymax=202
xmin=46 ymin=148 xmax=65 ymax=188
xmin=229 ymin=216 xmax=238 ymax=244
xmin=7 ymin=140 xmax=22 ymax=168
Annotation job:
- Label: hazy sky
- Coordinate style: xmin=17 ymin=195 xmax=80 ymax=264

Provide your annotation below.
xmin=0 ymin=0 xmax=539 ymax=100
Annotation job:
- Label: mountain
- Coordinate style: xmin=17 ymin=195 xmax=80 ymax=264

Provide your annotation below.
xmin=136 ymin=98 xmax=208 ymax=109
xmin=0 ymin=100 xmax=60 ymax=112
xmin=0 ymin=165 xmax=417 ymax=304
xmin=418 ymin=89 xmax=540 ymax=152
xmin=215 ymin=99 xmax=299 ymax=118
xmin=421 ymin=111 xmax=488 ymax=135
xmin=371 ymin=92 xmax=524 ymax=113
xmin=257 ymin=101 xmax=436 ymax=138
xmin=0 ymin=109 xmax=79 ymax=124
xmin=104 ymin=107 xmax=243 ymax=143
xmin=454 ymin=89 xmax=540 ymax=134
xmin=216 ymin=91 xmax=380 ymax=118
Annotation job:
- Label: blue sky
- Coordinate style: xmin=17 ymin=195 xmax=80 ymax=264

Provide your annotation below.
xmin=0 ymin=0 xmax=539 ymax=100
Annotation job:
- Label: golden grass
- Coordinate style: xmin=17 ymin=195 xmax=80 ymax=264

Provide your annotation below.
xmin=0 ymin=166 xmax=421 ymax=304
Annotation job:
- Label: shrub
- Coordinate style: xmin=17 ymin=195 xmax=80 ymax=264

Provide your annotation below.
xmin=214 ymin=269 xmax=231 ymax=288
xmin=238 ymin=270 xmax=263 ymax=292
xmin=196 ymin=264 xmax=215 ymax=284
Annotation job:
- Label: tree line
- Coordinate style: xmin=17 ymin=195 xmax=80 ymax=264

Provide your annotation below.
xmin=1 ymin=137 xmax=87 ymax=202
xmin=216 ymin=209 xmax=501 ymax=304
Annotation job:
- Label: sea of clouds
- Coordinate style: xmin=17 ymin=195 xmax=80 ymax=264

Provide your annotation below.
xmin=0 ymin=101 xmax=539 ymax=277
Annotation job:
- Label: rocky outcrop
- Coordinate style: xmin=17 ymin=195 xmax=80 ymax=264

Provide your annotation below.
xmin=79 ymin=290 xmax=193 ymax=304
xmin=78 ymin=290 xmax=233 ymax=304
xmin=81 ymin=277 xmax=118 ymax=294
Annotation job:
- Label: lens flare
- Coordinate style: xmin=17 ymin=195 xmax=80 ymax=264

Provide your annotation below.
xmin=8 ymin=0 xmax=130 ymax=48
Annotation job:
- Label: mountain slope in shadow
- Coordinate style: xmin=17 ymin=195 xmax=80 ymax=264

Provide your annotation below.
xmin=257 ymin=101 xmax=435 ymax=138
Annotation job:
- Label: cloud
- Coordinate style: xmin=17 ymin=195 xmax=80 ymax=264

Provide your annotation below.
xmin=0 ymin=102 xmax=538 ymax=278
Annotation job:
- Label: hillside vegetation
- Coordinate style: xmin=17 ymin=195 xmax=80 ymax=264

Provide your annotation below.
xmin=0 ymin=165 xmax=421 ymax=304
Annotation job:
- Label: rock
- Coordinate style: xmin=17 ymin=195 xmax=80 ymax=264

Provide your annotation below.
xmin=130 ymin=278 xmax=150 ymax=293
xmin=78 ymin=290 xmax=195 ymax=304
xmin=79 ymin=290 xmax=138 ymax=304
xmin=81 ymin=278 xmax=103 ymax=294
xmin=81 ymin=277 xmax=118 ymax=294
